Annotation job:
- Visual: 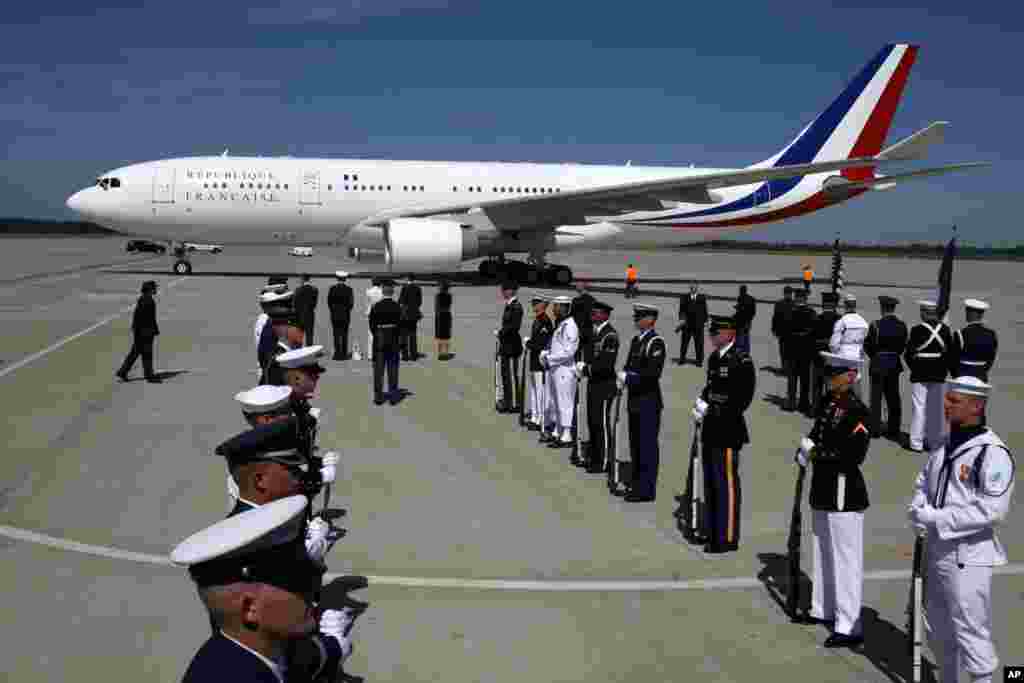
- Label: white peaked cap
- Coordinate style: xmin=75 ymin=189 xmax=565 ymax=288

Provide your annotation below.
xmin=170 ymin=495 xmax=307 ymax=567
xmin=234 ymin=385 xmax=293 ymax=414
xmin=964 ymin=298 xmax=990 ymax=311
xmin=947 ymin=376 xmax=991 ymax=398
xmin=276 ymin=345 xmax=326 ymax=369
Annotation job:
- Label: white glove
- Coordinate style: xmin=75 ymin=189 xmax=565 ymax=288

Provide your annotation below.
xmin=226 ymin=473 xmax=239 ymax=501
xmin=799 ymin=437 xmax=815 ymax=455
xmin=522 ymin=335 xmax=530 ymax=346
xmin=693 ymin=398 xmax=708 ymax=421
xmin=540 ymin=350 xmax=549 ymax=367
xmin=574 ymin=361 xmax=586 ymax=377
xmin=319 ymin=609 xmax=355 ymax=660
xmin=320 ymin=451 xmax=339 ymax=484
xmin=912 ymin=503 xmax=941 ymax=527
xmin=305 ymin=517 xmax=330 ymax=562
xmin=493 ymin=329 xmax=499 ymax=337
xmin=794 ymin=449 xmax=808 ymax=467
xmin=616 ymin=371 xmax=626 ymax=390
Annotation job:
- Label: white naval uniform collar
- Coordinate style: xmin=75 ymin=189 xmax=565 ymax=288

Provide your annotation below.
xmin=220 ymin=631 xmax=286 ymax=683
xmin=238 ymin=496 xmax=261 ymax=509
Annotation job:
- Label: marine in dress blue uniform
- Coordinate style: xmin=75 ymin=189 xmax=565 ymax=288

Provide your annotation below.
xmin=952 ymin=299 xmax=998 ymax=381
xmin=694 ymin=314 xmax=755 ymax=552
xmin=785 ymin=288 xmax=817 ymax=413
xmin=369 ymin=281 xmax=404 ymax=405
xmin=617 ymin=303 xmax=666 ymax=502
xmin=172 ymin=497 xmax=349 ymax=683
xmin=864 ymin=295 xmax=908 ymax=439
xmin=811 ymin=292 xmax=841 ymax=415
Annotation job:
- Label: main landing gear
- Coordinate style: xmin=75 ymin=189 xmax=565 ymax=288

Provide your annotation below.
xmin=171 ymin=244 xmax=193 ymax=275
xmin=478 ymin=259 xmax=573 ymax=286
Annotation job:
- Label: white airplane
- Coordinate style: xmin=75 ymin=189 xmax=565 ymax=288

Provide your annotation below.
xmin=66 ymin=44 xmax=985 ymax=284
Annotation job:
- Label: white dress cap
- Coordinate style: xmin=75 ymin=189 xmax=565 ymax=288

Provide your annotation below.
xmin=947 ymin=376 xmax=991 ymax=398
xmin=276 ymin=345 xmax=326 ymax=369
xmin=234 ymin=385 xmax=293 ymax=414
xmin=964 ymin=298 xmax=990 ymax=311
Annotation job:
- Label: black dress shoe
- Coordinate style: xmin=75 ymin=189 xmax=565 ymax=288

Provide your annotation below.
xmin=374 ymin=398 xmax=385 ymax=406
xmin=585 ymin=463 xmax=605 ymax=474
xmin=791 ymin=614 xmax=834 ymax=626
xmin=702 ymin=543 xmax=738 ymax=554
xmin=145 ymin=376 xmax=163 ymax=384
xmin=610 ymin=486 xmax=628 ymax=497
xmin=823 ymin=633 xmax=864 ymax=649
xmin=624 ymin=492 xmax=655 ymax=502
xmin=116 ymin=372 xmax=128 ymax=381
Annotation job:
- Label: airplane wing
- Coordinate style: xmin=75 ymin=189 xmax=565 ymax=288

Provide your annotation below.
xmin=824 ymin=162 xmax=990 ymax=194
xmin=359 ymin=155 xmax=902 ymax=231
xmin=878 ymin=121 xmax=948 ymax=161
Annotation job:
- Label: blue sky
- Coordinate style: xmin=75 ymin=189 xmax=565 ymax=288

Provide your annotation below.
xmin=1 ymin=1 xmax=1021 ymax=244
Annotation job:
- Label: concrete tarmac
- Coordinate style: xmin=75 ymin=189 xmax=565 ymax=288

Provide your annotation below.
xmin=1 ymin=238 xmax=1021 ymax=682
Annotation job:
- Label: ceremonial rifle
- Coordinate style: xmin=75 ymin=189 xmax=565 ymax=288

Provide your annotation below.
xmin=518 ymin=345 xmax=528 ymax=427
xmin=683 ymin=421 xmax=704 ymax=543
xmin=608 ymin=387 xmax=625 ymax=493
xmin=494 ymin=337 xmax=504 ymax=411
xmin=787 ymin=418 xmax=822 ymax=620
xmin=907 ymin=536 xmax=924 ymax=683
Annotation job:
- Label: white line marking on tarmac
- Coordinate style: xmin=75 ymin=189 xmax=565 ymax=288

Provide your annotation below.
xmin=0 ymin=276 xmax=187 ymax=380
xmin=3 ymin=523 xmax=1024 ymax=591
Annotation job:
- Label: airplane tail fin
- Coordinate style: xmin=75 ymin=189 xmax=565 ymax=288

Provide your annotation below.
xmin=757 ymin=44 xmax=919 ymax=181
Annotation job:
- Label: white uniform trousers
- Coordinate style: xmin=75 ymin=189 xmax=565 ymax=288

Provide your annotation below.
xmin=925 ymin=549 xmax=998 ymax=682
xmin=910 ymin=382 xmax=946 ymax=450
xmin=811 ymin=510 xmax=864 ymax=637
xmin=550 ymin=366 xmax=577 ymax=430
xmin=528 ymin=371 xmax=546 ymax=424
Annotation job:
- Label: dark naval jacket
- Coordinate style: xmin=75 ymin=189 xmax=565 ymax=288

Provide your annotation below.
xmin=771 ymin=298 xmax=793 ymax=339
xmin=814 ymin=309 xmax=841 ymax=358
xmin=398 ymin=282 xmax=423 ymax=323
xmin=585 ymin=321 xmax=620 ymax=398
xmin=904 ymin=320 xmax=955 ymax=383
xmin=953 ymin=322 xmax=998 ymax=380
xmin=369 ymin=297 xmax=403 ymax=352
xmin=498 ymin=297 xmax=525 ymax=357
xmin=572 ymin=292 xmax=596 ymax=360
xmin=700 ymin=341 xmax=756 ymax=448
xmin=785 ymin=303 xmax=818 ymax=360
xmin=526 ymin=315 xmax=554 ymax=372
xmin=183 ymin=631 xmax=344 ymax=683
xmin=808 ymin=392 xmax=872 ymax=512
xmin=623 ymin=328 xmax=666 ymax=412
xmin=327 ymin=282 xmax=354 ymax=322
xmin=864 ymin=314 xmax=908 ymax=374
xmin=132 ymin=292 xmax=159 ymax=338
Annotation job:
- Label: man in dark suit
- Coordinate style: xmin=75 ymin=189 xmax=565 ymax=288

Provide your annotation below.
xmin=786 ymin=288 xmax=818 ymax=413
xmin=293 ymin=273 xmax=319 ymax=345
xmin=328 ymin=271 xmax=354 ymax=360
xmin=676 ymin=282 xmax=708 ymax=366
xmin=117 ymin=280 xmax=162 ymax=383
xmin=771 ymin=286 xmax=794 ymax=370
xmin=734 ymin=285 xmax=757 ymax=355
xmin=496 ymin=281 xmax=525 ymax=412
xmin=398 ymin=274 xmax=423 ymax=361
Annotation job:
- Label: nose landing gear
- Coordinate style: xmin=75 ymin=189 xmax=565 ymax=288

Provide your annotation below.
xmin=171 ymin=244 xmax=193 ymax=275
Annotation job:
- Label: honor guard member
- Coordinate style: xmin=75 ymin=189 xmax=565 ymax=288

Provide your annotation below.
xmin=369 ymin=280 xmax=403 ymax=405
xmin=811 ymin=292 xmax=842 ymax=414
xmin=734 ymin=285 xmax=757 ymax=355
xmin=293 ymin=274 xmax=319 ymax=345
xmin=255 ymin=283 xmax=287 ymax=349
xmin=364 ymin=279 xmax=384 ymax=362
xmin=692 ymin=314 xmax=755 ymax=548
xmin=575 ymin=300 xmax=619 ymax=472
xmin=905 ymin=300 xmax=955 ymax=452
xmin=771 ymin=286 xmax=794 ymax=371
xmin=864 ymin=295 xmax=908 ymax=439
xmin=572 ymin=279 xmax=596 ymax=362
xmin=116 ymin=280 xmax=163 ymax=383
xmin=524 ymin=293 xmax=554 ymax=430
xmin=795 ymin=352 xmax=871 ymax=648
xmin=275 ymin=346 xmax=327 ymax=401
xmin=616 ymin=303 xmax=666 ymax=502
xmin=327 ymin=271 xmax=354 ymax=360
xmin=677 ymin=282 xmax=708 ymax=366
xmin=540 ymin=295 xmax=578 ymax=446
xmin=831 ymin=293 xmax=868 ymax=358
xmin=398 ymin=274 xmax=423 ymax=361
xmin=257 ymin=291 xmax=300 ymax=383
xmin=785 ymin=288 xmax=818 ymax=413
xmin=229 ymin=385 xmax=296 ymax=506
xmin=908 ymin=377 xmax=1015 ymax=683
xmin=953 ymin=299 xmax=998 ymax=381
xmin=172 ymin=497 xmax=353 ymax=683
xmin=495 ymin=281 xmax=525 ymax=413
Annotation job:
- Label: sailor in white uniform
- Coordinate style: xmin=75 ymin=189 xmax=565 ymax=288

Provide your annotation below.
xmin=540 ymin=295 xmax=579 ymax=447
xmin=830 ymin=293 xmax=869 ymax=359
xmin=908 ymin=376 xmax=1015 ymax=683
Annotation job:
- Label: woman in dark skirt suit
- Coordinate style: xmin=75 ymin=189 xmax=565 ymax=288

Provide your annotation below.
xmin=435 ymin=280 xmax=453 ymax=359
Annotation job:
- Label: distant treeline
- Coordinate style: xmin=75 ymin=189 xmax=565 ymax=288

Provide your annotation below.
xmin=0 ymin=218 xmax=117 ymax=235
xmin=672 ymin=240 xmax=1024 ymax=260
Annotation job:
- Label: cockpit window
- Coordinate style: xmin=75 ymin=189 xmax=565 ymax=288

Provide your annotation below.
xmin=110 ymin=178 xmax=121 ymax=188
xmin=96 ymin=177 xmax=121 ymax=189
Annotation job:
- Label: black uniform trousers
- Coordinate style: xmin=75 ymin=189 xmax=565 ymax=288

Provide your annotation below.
xmin=300 ymin=312 xmax=315 ymax=345
xmin=869 ymin=370 xmax=902 ymax=437
xmin=627 ymin=400 xmax=661 ymax=499
xmin=787 ymin=357 xmax=812 ymax=412
xmin=118 ymin=333 xmax=157 ymax=379
xmin=586 ymin=382 xmax=616 ymax=469
xmin=373 ymin=349 xmax=400 ymax=402
xmin=331 ymin=315 xmax=350 ymax=359
xmin=679 ymin=326 xmax=704 ymax=365
xmin=702 ymin=444 xmax=742 ymax=550
xmin=402 ymin=320 xmax=420 ymax=360
xmin=499 ymin=354 xmax=521 ymax=410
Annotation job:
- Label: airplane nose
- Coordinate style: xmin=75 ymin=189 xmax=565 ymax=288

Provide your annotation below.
xmin=66 ymin=189 xmax=87 ymax=214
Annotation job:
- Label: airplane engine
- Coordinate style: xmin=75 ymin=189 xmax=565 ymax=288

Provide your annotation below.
xmin=385 ymin=218 xmax=474 ymax=272
xmin=347 ymin=247 xmax=387 ymax=264
xmin=821 ymin=175 xmax=859 ymax=200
